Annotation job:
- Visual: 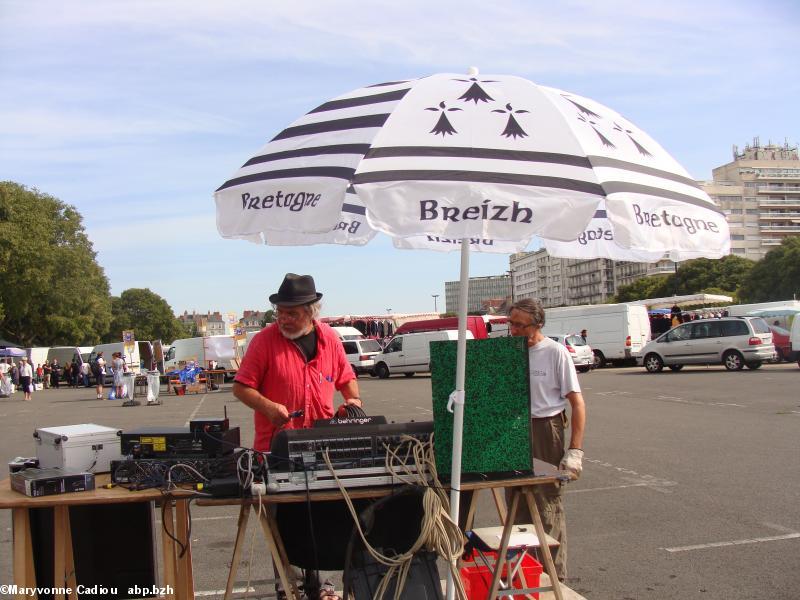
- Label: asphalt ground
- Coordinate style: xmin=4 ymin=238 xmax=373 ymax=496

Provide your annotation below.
xmin=0 ymin=362 xmax=798 ymax=599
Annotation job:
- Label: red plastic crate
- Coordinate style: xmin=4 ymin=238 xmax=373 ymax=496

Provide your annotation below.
xmin=460 ymin=550 xmax=543 ymax=599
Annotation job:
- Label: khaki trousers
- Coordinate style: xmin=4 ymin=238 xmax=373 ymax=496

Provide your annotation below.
xmin=507 ymin=412 xmax=567 ymax=580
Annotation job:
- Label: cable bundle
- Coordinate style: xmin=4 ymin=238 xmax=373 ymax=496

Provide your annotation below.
xmin=324 ymin=434 xmax=467 ymax=600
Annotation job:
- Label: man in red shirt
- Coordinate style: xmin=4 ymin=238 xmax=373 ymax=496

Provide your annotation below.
xmin=233 ymin=272 xmax=362 ymax=453
xmin=234 ymin=273 xmax=361 ymax=599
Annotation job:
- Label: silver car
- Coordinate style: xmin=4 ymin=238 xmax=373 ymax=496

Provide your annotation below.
xmin=637 ymin=316 xmax=775 ymax=372
xmin=548 ymin=334 xmax=593 ymax=373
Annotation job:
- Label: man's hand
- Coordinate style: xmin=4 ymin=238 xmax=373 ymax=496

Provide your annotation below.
xmin=560 ymin=448 xmax=584 ymax=479
xmin=264 ymin=401 xmax=290 ymax=426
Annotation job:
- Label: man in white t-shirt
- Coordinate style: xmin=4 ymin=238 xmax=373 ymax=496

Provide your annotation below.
xmin=508 ymin=298 xmax=586 ymax=582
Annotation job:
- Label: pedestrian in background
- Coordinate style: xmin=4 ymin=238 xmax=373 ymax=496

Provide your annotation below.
xmin=43 ymin=361 xmax=52 ymax=388
xmin=50 ymin=359 xmax=61 ymax=388
xmin=112 ymin=352 xmax=126 ymax=399
xmin=80 ymin=360 xmax=90 ymax=387
xmin=19 ymin=356 xmax=33 ymax=401
xmin=94 ymin=352 xmax=106 ymax=399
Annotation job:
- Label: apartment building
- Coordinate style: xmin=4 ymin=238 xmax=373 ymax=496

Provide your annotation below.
xmin=444 ymin=275 xmax=512 ymax=313
xmin=701 ymin=139 xmax=800 ymax=261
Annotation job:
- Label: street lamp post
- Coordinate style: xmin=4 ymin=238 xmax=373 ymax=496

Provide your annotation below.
xmin=432 ymin=294 xmax=439 ymax=313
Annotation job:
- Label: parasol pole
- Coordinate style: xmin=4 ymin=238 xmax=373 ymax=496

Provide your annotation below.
xmin=445 ymin=237 xmax=470 ymax=600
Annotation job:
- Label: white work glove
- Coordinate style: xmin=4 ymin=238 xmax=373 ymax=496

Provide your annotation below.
xmin=560 ymin=448 xmax=584 ymax=479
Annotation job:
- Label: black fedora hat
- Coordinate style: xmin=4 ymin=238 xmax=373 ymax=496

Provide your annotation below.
xmin=269 ymin=273 xmax=323 ymax=307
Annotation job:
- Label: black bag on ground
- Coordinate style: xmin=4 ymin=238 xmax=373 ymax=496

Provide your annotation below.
xmin=343 ymin=486 xmax=443 ymax=600
xmin=275 ymin=498 xmax=371 ymax=571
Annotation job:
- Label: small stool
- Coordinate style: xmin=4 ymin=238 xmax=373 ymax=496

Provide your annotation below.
xmin=468 ymin=524 xmax=559 ymax=599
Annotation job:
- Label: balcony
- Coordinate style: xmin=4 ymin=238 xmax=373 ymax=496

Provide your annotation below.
xmin=759 ymin=212 xmax=800 ymax=220
xmin=759 ymin=224 xmax=800 ymax=232
xmin=758 ymin=198 xmax=800 ymax=207
xmin=757 ymin=185 xmax=800 ymax=193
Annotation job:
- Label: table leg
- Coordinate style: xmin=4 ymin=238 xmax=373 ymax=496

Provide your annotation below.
xmin=224 ymin=504 xmax=251 ymax=600
xmin=175 ymin=499 xmax=195 ymax=600
xmin=12 ymin=508 xmax=36 ymax=600
xmin=161 ymin=501 xmax=177 ymax=600
xmin=523 ymin=488 xmax=563 ymax=600
xmin=53 ymin=506 xmax=69 ymax=600
xmin=486 ymin=490 xmax=519 ymax=600
xmin=256 ymin=507 xmax=301 ymax=600
xmin=62 ymin=513 xmax=78 ymax=600
xmin=463 ymin=489 xmax=480 ymax=532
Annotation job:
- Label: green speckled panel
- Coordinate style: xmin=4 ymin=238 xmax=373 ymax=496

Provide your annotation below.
xmin=430 ymin=336 xmax=532 ymax=476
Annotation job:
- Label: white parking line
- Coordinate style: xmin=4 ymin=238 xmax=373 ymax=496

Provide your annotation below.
xmin=185 ymin=393 xmax=208 ymax=426
xmin=566 ymin=483 xmax=651 ymax=494
xmin=195 ymin=586 xmax=256 ymax=596
xmin=662 ymin=533 xmax=800 ymax=553
xmin=655 ymin=397 xmax=744 ymax=408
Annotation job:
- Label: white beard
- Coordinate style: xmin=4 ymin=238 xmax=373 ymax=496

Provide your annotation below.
xmin=279 ymin=324 xmax=312 ymax=340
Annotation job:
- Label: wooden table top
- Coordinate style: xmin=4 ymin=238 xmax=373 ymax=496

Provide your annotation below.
xmin=0 ymin=473 xmax=194 ymax=509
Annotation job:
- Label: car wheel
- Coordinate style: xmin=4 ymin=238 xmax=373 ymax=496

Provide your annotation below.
xmin=746 ymin=361 xmax=762 ymax=370
xmin=403 ymin=372 xmax=415 ymax=377
xmin=668 ymin=364 xmax=684 ymax=371
xmin=723 ymin=350 xmax=744 ymax=371
xmin=644 ymin=353 xmax=664 ymax=373
xmin=375 ymin=362 xmax=390 ymax=379
xmin=593 ymin=350 xmax=606 ymax=369
xmin=577 ymin=366 xmax=590 ymax=373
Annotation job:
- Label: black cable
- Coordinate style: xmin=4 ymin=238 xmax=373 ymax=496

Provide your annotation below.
xmin=159 ymin=493 xmax=186 ymax=557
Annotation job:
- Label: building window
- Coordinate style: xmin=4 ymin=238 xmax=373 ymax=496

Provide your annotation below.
xmin=731 ymin=234 xmax=745 ymax=240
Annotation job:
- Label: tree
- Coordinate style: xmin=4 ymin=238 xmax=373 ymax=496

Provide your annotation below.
xmin=613 ymin=275 xmax=670 ymax=303
xmin=0 ymin=182 xmax=112 ymax=346
xmin=738 ymin=237 xmax=800 ymax=302
xmin=104 ymin=288 xmax=188 ymax=343
xmin=671 ymin=255 xmax=754 ymax=296
xmin=259 ymin=310 xmax=275 ymax=327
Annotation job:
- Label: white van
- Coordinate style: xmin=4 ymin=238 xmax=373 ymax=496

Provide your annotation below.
xmin=90 ymin=341 xmax=153 ymax=374
xmin=543 ymin=303 xmax=651 ymax=367
xmin=164 ymin=335 xmax=238 ymax=372
xmin=47 ymin=346 xmax=93 ymax=367
xmin=372 ymin=330 xmax=473 ymax=378
xmin=791 ymin=316 xmax=800 ymax=365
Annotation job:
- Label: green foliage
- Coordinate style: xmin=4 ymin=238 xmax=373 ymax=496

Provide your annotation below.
xmin=738 ymin=237 xmax=800 ymax=302
xmin=671 ymin=255 xmax=754 ymax=297
xmin=613 ymin=275 xmax=671 ymax=303
xmin=103 ymin=288 xmax=187 ymax=344
xmin=0 ymin=182 xmax=112 ymax=346
xmin=259 ymin=309 xmax=275 ymax=327
xmin=613 ymin=255 xmax=756 ymax=303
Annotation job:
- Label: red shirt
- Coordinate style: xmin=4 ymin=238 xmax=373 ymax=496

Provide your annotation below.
xmin=234 ymin=320 xmax=354 ymax=452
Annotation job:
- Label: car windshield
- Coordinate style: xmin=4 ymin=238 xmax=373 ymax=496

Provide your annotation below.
xmin=567 ymin=335 xmax=587 ymax=346
xmin=750 ymin=318 xmax=771 ymax=334
xmin=359 ymin=340 xmax=382 ymax=352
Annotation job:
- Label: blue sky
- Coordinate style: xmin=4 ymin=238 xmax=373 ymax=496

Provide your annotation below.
xmin=1 ymin=1 xmax=798 ymax=317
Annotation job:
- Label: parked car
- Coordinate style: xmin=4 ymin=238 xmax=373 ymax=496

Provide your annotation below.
xmin=341 ymin=338 xmax=382 ymax=376
xmin=637 ymin=316 xmax=775 ymax=373
xmin=548 ymin=334 xmax=593 ymax=372
xmin=373 ymin=330 xmax=473 ymax=378
xmin=769 ymin=325 xmax=795 ymax=362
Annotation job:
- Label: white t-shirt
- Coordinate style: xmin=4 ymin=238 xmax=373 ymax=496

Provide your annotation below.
xmin=80 ymin=362 xmax=90 ymax=375
xmin=20 ymin=363 xmax=33 ymax=377
xmin=0 ymin=363 xmax=10 ymax=376
xmin=528 ymin=336 xmax=582 ymax=418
